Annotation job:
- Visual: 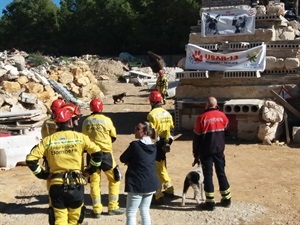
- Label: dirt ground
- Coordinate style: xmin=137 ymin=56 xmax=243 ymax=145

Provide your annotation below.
xmin=0 ymin=80 xmax=300 ymax=225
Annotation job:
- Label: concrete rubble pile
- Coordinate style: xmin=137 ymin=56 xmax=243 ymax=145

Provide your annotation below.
xmin=0 ymin=49 xmax=106 ymax=135
xmin=0 ymin=52 xmax=132 ymax=168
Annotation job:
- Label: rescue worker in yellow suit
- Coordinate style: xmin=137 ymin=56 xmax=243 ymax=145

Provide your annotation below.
xmin=41 ymin=101 xmax=82 ymax=195
xmin=41 ymin=98 xmax=65 ymax=138
xmin=156 ymin=69 xmax=168 ymax=105
xmin=41 ymin=98 xmax=66 ymax=208
xmin=41 ymin=100 xmax=82 ymax=139
xmin=82 ymin=98 xmax=124 ymax=218
xmin=147 ymin=91 xmax=175 ymax=205
xmin=26 ymin=107 xmax=102 ymax=225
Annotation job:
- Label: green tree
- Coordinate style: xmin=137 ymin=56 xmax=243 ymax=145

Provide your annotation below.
xmin=0 ymin=0 xmax=59 ymax=53
xmin=58 ymin=0 xmax=98 ymax=55
xmin=0 ymin=0 xmax=201 ymax=56
xmin=57 ymin=0 xmax=137 ymax=55
xmin=93 ymin=0 xmax=136 ymax=54
xmin=128 ymin=0 xmax=200 ymax=54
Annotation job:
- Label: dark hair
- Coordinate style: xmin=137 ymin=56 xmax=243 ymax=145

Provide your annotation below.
xmin=56 ymin=121 xmax=73 ymax=131
xmin=141 ymin=121 xmax=157 ymax=140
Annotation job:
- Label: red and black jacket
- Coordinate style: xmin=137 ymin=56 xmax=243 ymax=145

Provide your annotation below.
xmin=193 ymin=108 xmax=228 ymax=157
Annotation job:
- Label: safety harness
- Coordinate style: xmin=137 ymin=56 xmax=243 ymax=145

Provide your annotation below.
xmin=51 ymin=171 xmax=86 ymax=192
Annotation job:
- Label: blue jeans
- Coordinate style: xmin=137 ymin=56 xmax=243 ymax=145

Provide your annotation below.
xmin=126 ymin=192 xmax=153 ymax=225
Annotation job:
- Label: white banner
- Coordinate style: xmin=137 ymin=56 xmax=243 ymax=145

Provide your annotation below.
xmin=185 ymin=43 xmax=266 ymax=71
xmin=201 ymin=8 xmax=256 ymax=36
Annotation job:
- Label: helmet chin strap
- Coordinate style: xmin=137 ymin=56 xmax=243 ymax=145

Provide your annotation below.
xmin=151 ymin=102 xmax=162 ymax=109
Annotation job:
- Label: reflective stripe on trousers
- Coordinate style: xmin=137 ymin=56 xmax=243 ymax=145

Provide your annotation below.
xmin=154 ymin=160 xmax=172 ymax=200
xmin=90 ymin=168 xmax=121 ymax=213
xmin=220 ymin=187 xmax=231 ymax=200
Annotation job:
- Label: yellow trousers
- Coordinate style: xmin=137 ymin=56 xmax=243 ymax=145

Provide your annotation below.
xmin=157 ymin=87 xmax=167 ymax=100
xmin=49 ymin=182 xmax=85 ymax=225
xmin=90 ymin=168 xmax=121 ymax=213
xmin=155 ymin=160 xmax=173 ymax=199
xmin=53 ymin=203 xmax=83 ymax=225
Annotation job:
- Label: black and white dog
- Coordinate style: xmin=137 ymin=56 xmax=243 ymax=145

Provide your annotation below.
xmin=181 ymin=163 xmax=205 ymax=206
xmin=204 ymin=13 xmax=220 ymax=35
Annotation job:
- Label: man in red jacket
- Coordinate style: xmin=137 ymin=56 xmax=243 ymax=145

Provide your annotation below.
xmin=193 ymin=97 xmax=231 ymax=211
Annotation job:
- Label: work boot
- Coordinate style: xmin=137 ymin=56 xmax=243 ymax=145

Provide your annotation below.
xmin=198 ymin=202 xmax=215 ymax=211
xmin=163 ymin=186 xmax=175 ymax=198
xmin=93 ymin=212 xmax=102 ymax=219
xmin=151 ymin=196 xmax=165 ymax=205
xmin=220 ymin=198 xmax=231 ymax=208
xmin=108 ymin=208 xmax=125 ymax=215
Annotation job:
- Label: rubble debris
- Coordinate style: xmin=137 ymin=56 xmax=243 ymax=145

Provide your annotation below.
xmin=257 ymin=100 xmax=285 ymax=145
xmin=147 ymin=51 xmax=166 ymax=73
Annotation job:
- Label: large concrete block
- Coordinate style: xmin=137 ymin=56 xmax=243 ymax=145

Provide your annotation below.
xmin=285 ymin=58 xmax=300 ymax=69
xmin=200 ymin=5 xmax=251 ymax=13
xmin=288 ymin=20 xmax=300 ymax=30
xmin=266 ymin=56 xmax=277 ymax=70
xmin=255 ymin=5 xmax=266 ymax=15
xmin=276 ymin=27 xmax=295 ymax=41
xmin=266 ymin=2 xmax=285 ymax=16
xmin=274 ymin=58 xmax=285 ymax=69
xmin=189 ymin=29 xmax=275 ymax=44
xmin=0 ymin=128 xmax=41 ymax=168
xmin=224 ymin=99 xmax=264 ymax=115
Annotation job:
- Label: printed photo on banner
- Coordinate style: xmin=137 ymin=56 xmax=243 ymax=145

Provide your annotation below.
xmin=185 ymin=43 xmax=266 ymax=71
xmin=201 ymin=8 xmax=256 ymax=36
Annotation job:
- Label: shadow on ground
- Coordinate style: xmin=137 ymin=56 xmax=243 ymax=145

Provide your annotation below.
xmin=84 ymin=193 xmax=127 ymax=217
xmin=0 ymin=194 xmax=48 ymax=215
xmin=77 ymin=112 xmax=149 ymax=135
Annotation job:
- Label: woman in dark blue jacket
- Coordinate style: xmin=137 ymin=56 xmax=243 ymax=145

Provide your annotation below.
xmin=120 ymin=121 xmax=159 ymax=225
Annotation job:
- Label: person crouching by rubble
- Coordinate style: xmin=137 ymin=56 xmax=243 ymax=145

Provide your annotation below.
xmin=120 ymin=121 xmax=159 ymax=225
xmin=82 ymin=98 xmax=124 ymax=218
xmin=26 ymin=107 xmax=102 ymax=225
xmin=156 ymin=69 xmax=168 ymax=104
xmin=147 ymin=91 xmax=175 ymax=205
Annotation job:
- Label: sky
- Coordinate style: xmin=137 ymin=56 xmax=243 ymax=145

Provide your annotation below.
xmin=0 ymin=0 xmax=60 ymax=15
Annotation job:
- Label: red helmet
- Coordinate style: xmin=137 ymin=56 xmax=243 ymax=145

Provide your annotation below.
xmin=53 ymin=107 xmax=72 ymax=123
xmin=158 ymin=70 xmax=164 ymax=76
xmin=149 ymin=91 xmax=162 ymax=103
xmin=50 ymin=99 xmax=65 ymax=112
xmin=61 ymin=103 xmax=82 ymax=117
xmin=90 ymin=98 xmax=104 ymax=112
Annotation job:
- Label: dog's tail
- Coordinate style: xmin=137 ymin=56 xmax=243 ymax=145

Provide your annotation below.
xmin=181 ymin=176 xmax=191 ymax=206
xmin=182 ymin=176 xmax=190 ymax=194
